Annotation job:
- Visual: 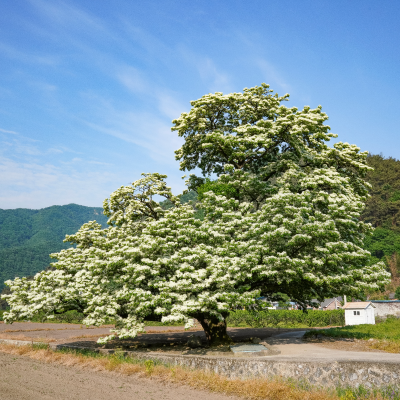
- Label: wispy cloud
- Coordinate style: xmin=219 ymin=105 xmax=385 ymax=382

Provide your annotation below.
xmin=0 ymin=128 xmax=18 ymax=135
xmin=256 ymin=59 xmax=292 ymax=93
xmin=157 ymin=92 xmax=188 ymax=120
xmin=83 ymin=110 xmax=182 ymax=164
xmin=197 ymin=58 xmax=232 ymax=93
xmin=116 ymin=65 xmax=149 ymax=94
xmin=0 ymin=156 xmax=116 ymax=209
xmin=179 ymin=47 xmax=233 ymax=93
xmin=0 ymin=42 xmax=60 ymax=66
xmin=0 ymin=133 xmax=117 ymax=209
xmin=28 ymin=0 xmax=107 ymax=33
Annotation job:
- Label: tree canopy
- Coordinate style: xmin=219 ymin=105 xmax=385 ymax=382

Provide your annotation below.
xmin=2 ymin=84 xmax=389 ymax=345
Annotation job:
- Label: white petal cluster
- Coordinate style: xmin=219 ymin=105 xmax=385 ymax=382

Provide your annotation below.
xmin=2 ymin=84 xmax=390 ymax=343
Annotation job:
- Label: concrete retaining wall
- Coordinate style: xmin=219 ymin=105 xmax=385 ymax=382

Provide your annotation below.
xmin=1 ymin=339 xmax=399 ymax=389
xmin=55 ymin=343 xmax=400 ymax=389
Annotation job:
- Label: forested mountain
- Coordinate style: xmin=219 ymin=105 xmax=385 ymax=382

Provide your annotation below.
xmin=359 ymin=154 xmax=400 ymax=298
xmin=361 ymin=154 xmax=400 ymax=262
xmin=0 ymin=204 xmax=108 ymax=291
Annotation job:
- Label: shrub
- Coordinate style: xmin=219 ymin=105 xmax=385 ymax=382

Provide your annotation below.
xmin=226 ymin=309 xmax=344 ymax=328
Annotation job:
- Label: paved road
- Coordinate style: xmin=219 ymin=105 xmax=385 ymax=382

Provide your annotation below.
xmin=265 ymin=331 xmax=400 ymax=363
xmin=0 ymin=351 xmax=237 ymax=400
xmin=1 ymin=322 xmax=399 ymax=363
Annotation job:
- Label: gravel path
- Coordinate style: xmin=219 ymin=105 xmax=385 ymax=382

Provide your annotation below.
xmin=0 ymin=351 xmax=237 ymax=400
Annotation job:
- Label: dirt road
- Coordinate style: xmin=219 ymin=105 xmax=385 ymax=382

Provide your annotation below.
xmin=0 ymin=351 xmax=237 ymax=400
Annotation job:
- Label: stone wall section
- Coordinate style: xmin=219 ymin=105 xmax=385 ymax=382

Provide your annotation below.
xmin=372 ymin=301 xmax=400 ymax=318
xmin=91 ymin=346 xmax=400 ymax=389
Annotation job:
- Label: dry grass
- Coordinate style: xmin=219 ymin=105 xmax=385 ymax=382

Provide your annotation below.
xmin=1 ymin=327 xmax=56 ymax=333
xmin=368 ymin=339 xmax=400 ymax=353
xmin=65 ymin=334 xmax=108 ymax=340
xmin=0 ymin=342 xmax=338 ymax=400
xmin=0 ymin=334 xmax=56 ymax=342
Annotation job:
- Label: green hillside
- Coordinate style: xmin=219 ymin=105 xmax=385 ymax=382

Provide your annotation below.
xmin=0 ymin=204 xmax=108 ymax=291
xmin=361 ymin=154 xmax=400 ymax=263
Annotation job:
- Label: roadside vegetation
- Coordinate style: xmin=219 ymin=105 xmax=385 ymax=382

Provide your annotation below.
xmin=305 ymin=316 xmax=400 ymax=353
xmin=0 ymin=342 xmax=399 ymax=400
xmin=1 ymin=309 xmax=345 ymax=329
xmin=227 ymin=310 xmax=344 ymax=328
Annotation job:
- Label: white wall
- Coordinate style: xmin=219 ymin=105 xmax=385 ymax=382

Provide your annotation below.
xmin=372 ymin=302 xmax=400 ymax=317
xmin=345 ymin=309 xmax=368 ymax=325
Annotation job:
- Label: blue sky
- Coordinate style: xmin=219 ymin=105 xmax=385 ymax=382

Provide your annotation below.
xmin=1 ymin=0 xmax=399 ymax=209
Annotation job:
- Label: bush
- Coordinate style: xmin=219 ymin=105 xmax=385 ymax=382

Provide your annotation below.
xmin=226 ymin=309 xmax=344 ymax=328
xmin=26 ymin=310 xmax=86 ymax=324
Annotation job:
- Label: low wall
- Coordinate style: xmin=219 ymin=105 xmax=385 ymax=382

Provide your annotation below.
xmin=1 ymin=339 xmax=398 ymax=389
xmin=54 ymin=343 xmax=400 ymax=389
xmin=371 ymin=301 xmax=400 ymax=318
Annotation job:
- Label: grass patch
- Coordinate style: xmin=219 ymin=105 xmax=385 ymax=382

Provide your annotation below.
xmin=336 ymin=385 xmax=400 ymax=400
xmin=1 ymin=342 xmax=399 ymax=399
xmin=304 ymin=317 xmax=400 ymax=354
xmin=304 ymin=317 xmax=400 ymax=341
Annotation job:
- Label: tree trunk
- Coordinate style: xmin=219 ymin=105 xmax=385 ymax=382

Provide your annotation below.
xmin=195 ymin=313 xmax=233 ymax=345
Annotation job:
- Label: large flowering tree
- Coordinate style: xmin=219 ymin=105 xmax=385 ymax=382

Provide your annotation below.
xmin=2 ymin=84 xmax=389 ymax=345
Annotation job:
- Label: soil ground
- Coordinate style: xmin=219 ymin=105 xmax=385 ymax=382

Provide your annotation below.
xmin=0 ymin=351 xmax=238 ymax=400
xmin=0 ymin=321 xmax=395 ymax=355
xmin=0 ymin=321 xmax=308 ymax=355
xmin=305 ymin=337 xmax=389 ymax=353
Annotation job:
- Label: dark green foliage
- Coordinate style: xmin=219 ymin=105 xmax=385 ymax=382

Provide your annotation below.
xmin=395 ymin=286 xmax=400 ymax=300
xmin=197 ymin=178 xmax=239 ymax=200
xmin=226 ymin=310 xmax=344 ymax=328
xmin=0 ymin=286 xmax=10 ymax=310
xmin=360 ymin=155 xmax=400 ymax=274
xmin=0 ymin=204 xmax=108 ymax=290
xmin=361 ymin=154 xmax=400 ymax=231
xmin=160 ymin=191 xmax=204 ymax=220
xmin=34 ymin=310 xmax=86 ymax=324
xmin=363 ymin=227 xmax=400 ymax=262
xmin=159 ymin=190 xmax=198 ymax=210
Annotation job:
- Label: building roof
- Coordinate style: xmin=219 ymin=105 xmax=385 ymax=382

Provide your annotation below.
xmin=320 ymin=297 xmax=343 ymax=308
xmin=370 ymin=300 xmax=400 ymax=303
xmin=343 ymin=302 xmax=375 ymax=309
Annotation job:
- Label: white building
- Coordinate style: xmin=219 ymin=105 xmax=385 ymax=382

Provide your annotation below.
xmin=343 ymin=302 xmax=375 ymax=325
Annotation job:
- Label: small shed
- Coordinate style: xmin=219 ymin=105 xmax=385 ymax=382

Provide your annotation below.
xmin=343 ymin=302 xmax=375 ymax=326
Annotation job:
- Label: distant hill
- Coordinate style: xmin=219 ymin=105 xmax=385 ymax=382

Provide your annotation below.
xmin=361 ymin=154 xmax=400 ymax=263
xmin=0 ymin=204 xmax=108 ymax=290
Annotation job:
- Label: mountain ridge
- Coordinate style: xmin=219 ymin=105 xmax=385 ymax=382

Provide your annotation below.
xmin=0 ymin=204 xmax=108 ymax=291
